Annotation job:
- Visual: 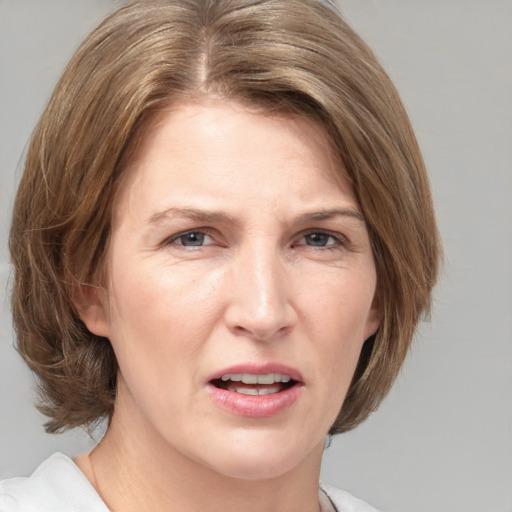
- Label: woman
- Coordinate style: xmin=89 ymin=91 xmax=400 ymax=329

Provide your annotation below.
xmin=1 ymin=0 xmax=440 ymax=510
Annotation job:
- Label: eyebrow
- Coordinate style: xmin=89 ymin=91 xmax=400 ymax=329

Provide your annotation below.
xmin=147 ymin=207 xmax=236 ymax=225
xmin=294 ymin=208 xmax=364 ymax=223
xmin=146 ymin=206 xmax=364 ymax=226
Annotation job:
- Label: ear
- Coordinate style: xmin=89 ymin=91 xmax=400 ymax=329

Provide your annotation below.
xmin=363 ymin=292 xmax=382 ymax=340
xmin=75 ymin=284 xmax=111 ymax=338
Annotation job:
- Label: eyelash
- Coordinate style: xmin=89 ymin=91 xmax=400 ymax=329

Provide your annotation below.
xmin=165 ymin=229 xmax=348 ymax=251
xmin=293 ymin=231 xmax=348 ymax=250
xmin=167 ymin=229 xmax=217 ymax=248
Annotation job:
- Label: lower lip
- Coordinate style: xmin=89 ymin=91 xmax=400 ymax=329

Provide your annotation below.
xmin=207 ymin=383 xmax=303 ymax=418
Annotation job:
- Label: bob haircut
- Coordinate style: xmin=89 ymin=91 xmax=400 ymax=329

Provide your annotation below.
xmin=10 ymin=0 xmax=441 ymax=435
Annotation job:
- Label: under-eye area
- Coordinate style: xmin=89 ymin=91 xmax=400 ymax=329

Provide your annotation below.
xmin=210 ymin=373 xmax=298 ymax=396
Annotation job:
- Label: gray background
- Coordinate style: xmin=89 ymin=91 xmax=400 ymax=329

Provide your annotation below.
xmin=1 ymin=1 xmax=511 ymax=511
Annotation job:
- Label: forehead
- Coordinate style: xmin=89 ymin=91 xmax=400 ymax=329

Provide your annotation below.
xmin=114 ymin=99 xmax=355 ymax=223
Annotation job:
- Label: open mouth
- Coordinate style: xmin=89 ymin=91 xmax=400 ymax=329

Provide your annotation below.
xmin=210 ymin=372 xmax=297 ymax=396
xmin=207 ymin=368 xmax=303 ymax=416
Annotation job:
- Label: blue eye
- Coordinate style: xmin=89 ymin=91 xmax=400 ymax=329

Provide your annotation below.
xmin=298 ymin=232 xmax=344 ymax=248
xmin=303 ymin=232 xmax=336 ymax=247
xmin=172 ymin=231 xmax=212 ymax=247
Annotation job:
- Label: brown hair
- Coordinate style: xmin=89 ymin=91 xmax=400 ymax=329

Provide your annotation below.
xmin=9 ymin=0 xmax=441 ymax=434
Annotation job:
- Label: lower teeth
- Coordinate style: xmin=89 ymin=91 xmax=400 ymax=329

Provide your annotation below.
xmin=229 ymin=384 xmax=282 ymax=395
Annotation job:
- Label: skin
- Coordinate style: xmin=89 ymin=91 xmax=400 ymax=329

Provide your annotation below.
xmin=77 ymin=99 xmax=380 ymax=512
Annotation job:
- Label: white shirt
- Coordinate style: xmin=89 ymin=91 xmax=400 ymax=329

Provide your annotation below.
xmin=0 ymin=453 xmax=379 ymax=512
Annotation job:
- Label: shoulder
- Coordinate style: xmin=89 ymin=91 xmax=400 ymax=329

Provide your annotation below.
xmin=320 ymin=481 xmax=380 ymax=512
xmin=0 ymin=453 xmax=108 ymax=512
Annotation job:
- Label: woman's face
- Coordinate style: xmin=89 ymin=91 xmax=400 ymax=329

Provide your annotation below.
xmin=82 ymin=100 xmax=380 ymax=480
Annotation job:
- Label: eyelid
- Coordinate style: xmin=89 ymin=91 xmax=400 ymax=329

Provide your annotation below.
xmin=294 ymin=229 xmax=351 ymax=248
xmin=161 ymin=227 xmax=351 ymax=250
xmin=164 ymin=228 xmax=218 ymax=248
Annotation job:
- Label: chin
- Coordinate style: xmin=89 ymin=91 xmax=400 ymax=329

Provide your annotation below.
xmin=196 ymin=430 xmax=324 ymax=481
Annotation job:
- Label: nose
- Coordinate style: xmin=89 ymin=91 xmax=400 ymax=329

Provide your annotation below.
xmin=224 ymin=245 xmax=296 ymax=342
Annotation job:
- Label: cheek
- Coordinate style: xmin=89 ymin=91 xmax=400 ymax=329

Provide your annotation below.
xmin=303 ymin=268 xmax=376 ymax=339
xmin=301 ymin=269 xmax=376 ymax=389
xmin=104 ymin=258 xmax=226 ymax=373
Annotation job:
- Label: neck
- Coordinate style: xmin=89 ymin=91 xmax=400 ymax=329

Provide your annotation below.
xmin=77 ymin=402 xmax=324 ymax=512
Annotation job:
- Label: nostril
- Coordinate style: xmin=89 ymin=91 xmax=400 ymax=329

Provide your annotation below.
xmin=231 ymin=323 xmax=292 ymax=341
xmin=233 ymin=325 xmax=252 ymax=336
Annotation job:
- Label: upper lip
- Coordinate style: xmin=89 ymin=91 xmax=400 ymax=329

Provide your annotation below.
xmin=206 ymin=362 xmax=304 ymax=384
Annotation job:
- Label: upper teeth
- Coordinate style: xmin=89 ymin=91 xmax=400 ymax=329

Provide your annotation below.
xmin=220 ymin=373 xmax=292 ymax=384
